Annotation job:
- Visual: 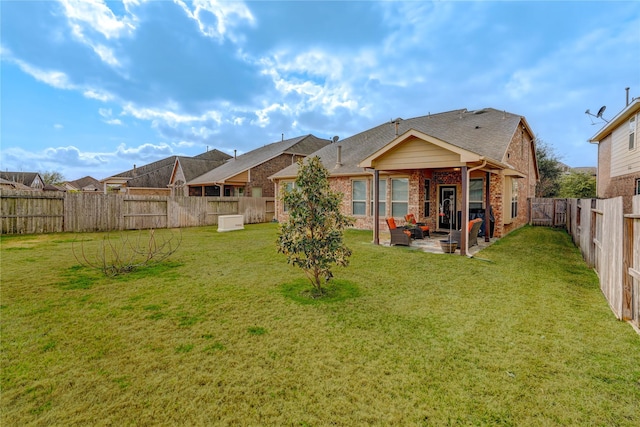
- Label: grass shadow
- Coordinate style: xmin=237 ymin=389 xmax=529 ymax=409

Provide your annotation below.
xmin=280 ymin=278 xmax=359 ymax=305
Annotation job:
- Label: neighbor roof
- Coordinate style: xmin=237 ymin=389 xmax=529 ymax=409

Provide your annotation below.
xmin=173 ymin=150 xmax=233 ymax=183
xmin=65 ymin=176 xmax=101 ymax=191
xmin=0 ymin=171 xmax=42 ymax=187
xmin=270 ymin=108 xmax=529 ymax=179
xmin=108 ymin=149 xmax=231 ymax=188
xmin=189 ymin=134 xmax=330 ymax=185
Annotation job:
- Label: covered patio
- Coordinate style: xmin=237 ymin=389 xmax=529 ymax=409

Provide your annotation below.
xmin=358 ymin=129 xmax=524 ymax=256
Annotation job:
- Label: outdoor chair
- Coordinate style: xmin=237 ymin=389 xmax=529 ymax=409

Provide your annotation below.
xmin=386 ymin=217 xmax=411 ymax=246
xmin=449 ymin=218 xmax=483 ymax=249
xmin=404 ymin=213 xmax=430 ymax=238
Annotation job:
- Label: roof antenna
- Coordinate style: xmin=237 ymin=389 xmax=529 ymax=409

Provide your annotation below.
xmin=585 ymin=105 xmax=609 ymax=124
xmin=281 ymin=133 xmax=284 ymax=142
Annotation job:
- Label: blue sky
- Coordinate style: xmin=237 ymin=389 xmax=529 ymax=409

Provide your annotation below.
xmin=1 ymin=0 xmax=639 ymax=181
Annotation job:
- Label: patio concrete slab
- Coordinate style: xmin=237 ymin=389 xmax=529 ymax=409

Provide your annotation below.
xmin=380 ymin=232 xmax=497 ymax=255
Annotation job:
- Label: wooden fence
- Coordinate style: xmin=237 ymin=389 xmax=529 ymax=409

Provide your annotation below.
xmin=0 ymin=190 xmax=275 ymax=234
xmin=528 ymin=197 xmax=567 ymax=227
xmin=561 ymin=196 xmax=640 ymax=331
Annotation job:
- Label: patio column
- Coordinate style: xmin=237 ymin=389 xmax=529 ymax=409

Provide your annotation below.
xmin=485 ymin=171 xmax=491 ymax=242
xmin=373 ymin=169 xmax=380 ymax=245
xmin=460 ymin=166 xmax=468 ymax=256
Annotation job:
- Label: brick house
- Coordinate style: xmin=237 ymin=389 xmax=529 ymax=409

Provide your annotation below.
xmin=102 ymin=149 xmax=231 ymax=195
xmin=0 ymin=172 xmax=45 ymax=190
xmin=186 ymin=135 xmax=330 ymax=197
xmin=589 ymin=97 xmax=640 ymax=213
xmin=270 ymin=108 xmax=539 ymax=255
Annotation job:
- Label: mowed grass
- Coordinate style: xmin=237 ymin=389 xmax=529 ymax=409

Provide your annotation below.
xmin=1 ymin=224 xmax=639 ymax=425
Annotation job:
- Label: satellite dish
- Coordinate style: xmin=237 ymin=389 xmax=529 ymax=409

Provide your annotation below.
xmin=332 ymin=136 xmax=339 ymax=143
xmin=596 ymin=106 xmax=606 ymax=118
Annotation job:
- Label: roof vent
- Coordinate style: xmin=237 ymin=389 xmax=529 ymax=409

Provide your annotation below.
xmin=473 ymin=109 xmax=487 ymax=115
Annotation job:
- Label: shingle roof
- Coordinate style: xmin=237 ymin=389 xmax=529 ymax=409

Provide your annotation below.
xmin=66 ymin=176 xmax=101 ymax=191
xmin=111 ymin=149 xmax=231 ymax=188
xmin=0 ymin=171 xmax=41 ymax=187
xmin=175 ymin=151 xmax=232 ymax=183
xmin=189 ymin=134 xmax=330 ymax=185
xmin=270 ymin=108 xmax=525 ymax=179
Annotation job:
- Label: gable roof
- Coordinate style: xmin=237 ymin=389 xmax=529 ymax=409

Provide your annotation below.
xmin=108 ymin=149 xmax=231 ymax=188
xmin=65 ymin=176 xmax=101 ymax=191
xmin=270 ymin=108 xmax=529 ymax=179
xmin=189 ymin=134 xmax=330 ymax=185
xmin=589 ymin=98 xmax=640 ymax=143
xmin=173 ymin=152 xmax=232 ymax=183
xmin=0 ymin=171 xmax=43 ymax=187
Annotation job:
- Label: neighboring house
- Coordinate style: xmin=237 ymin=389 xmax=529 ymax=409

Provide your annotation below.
xmin=589 ymin=98 xmax=640 ymax=213
xmin=270 ymin=108 xmax=539 ymax=255
xmin=101 ymin=149 xmax=230 ymax=195
xmin=0 ymin=172 xmax=45 ymax=190
xmin=169 ymin=150 xmax=232 ymax=197
xmin=0 ymin=177 xmax=34 ymax=191
xmin=62 ymin=176 xmax=101 ymax=192
xmin=187 ymin=135 xmax=331 ymax=197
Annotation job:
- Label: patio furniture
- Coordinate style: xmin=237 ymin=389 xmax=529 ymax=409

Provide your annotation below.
xmin=449 ymin=218 xmax=483 ymax=249
xmin=386 ymin=217 xmax=411 ymax=246
xmin=404 ymin=213 xmax=430 ymax=238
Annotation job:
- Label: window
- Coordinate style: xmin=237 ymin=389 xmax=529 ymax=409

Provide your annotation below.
xmin=630 ymin=116 xmax=636 ymax=151
xmin=423 ymin=179 xmax=431 ymax=217
xmin=189 ymin=186 xmax=202 ymax=197
xmin=636 ymin=178 xmax=640 ymax=195
xmin=370 ymin=179 xmax=386 ymax=216
xmin=282 ymin=181 xmax=296 ymax=212
xmin=469 ymin=178 xmax=483 ymax=210
xmin=352 ymin=180 xmax=367 ymax=216
xmin=252 ymin=187 xmax=262 ymax=197
xmin=511 ymin=179 xmax=518 ymax=219
xmin=204 ymin=185 xmax=220 ymax=196
xmin=391 ymin=178 xmax=409 ymax=217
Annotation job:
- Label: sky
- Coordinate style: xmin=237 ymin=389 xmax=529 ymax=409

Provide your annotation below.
xmin=1 ymin=0 xmax=639 ymax=182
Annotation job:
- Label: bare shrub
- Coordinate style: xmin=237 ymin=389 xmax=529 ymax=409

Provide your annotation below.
xmin=73 ymin=228 xmax=181 ymax=276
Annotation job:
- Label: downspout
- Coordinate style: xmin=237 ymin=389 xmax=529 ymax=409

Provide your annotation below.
xmin=463 ymin=160 xmax=487 ymax=256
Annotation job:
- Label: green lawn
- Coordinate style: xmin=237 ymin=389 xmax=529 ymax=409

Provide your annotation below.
xmin=1 ymin=224 xmax=639 ymax=425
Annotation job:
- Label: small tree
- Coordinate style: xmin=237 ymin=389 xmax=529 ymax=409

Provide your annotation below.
xmin=41 ymin=170 xmax=65 ymax=185
xmin=559 ymin=171 xmax=596 ymax=198
xmin=277 ymin=156 xmax=353 ymax=294
xmin=535 ymin=138 xmax=563 ymax=198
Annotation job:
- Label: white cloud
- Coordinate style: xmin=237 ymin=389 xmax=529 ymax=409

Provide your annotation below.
xmin=58 ymin=0 xmax=138 ymax=40
xmin=122 ymin=103 xmax=223 ymax=127
xmin=114 ymin=142 xmax=173 ymax=160
xmin=54 ymin=124 xmax=64 ymax=130
xmin=98 ymin=108 xmax=123 ymax=125
xmin=173 ymin=0 xmax=254 ymax=43
xmin=83 ymin=88 xmax=115 ymax=102
xmin=57 ymin=0 xmax=139 ymax=68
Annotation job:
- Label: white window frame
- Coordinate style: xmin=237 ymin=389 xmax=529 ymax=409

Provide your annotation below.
xmin=469 ymin=178 xmax=484 ymax=210
xmin=391 ymin=177 xmax=409 ymax=217
xmin=629 ymin=115 xmax=637 ymax=151
xmin=352 ymin=179 xmax=367 ymax=216
xmin=371 ymin=178 xmax=387 ymax=217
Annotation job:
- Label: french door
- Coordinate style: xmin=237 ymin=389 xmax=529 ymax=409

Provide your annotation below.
xmin=438 ymin=186 xmax=457 ymax=230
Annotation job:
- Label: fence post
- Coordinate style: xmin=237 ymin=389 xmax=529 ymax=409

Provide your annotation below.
xmin=622 ymin=217 xmax=634 ymax=320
